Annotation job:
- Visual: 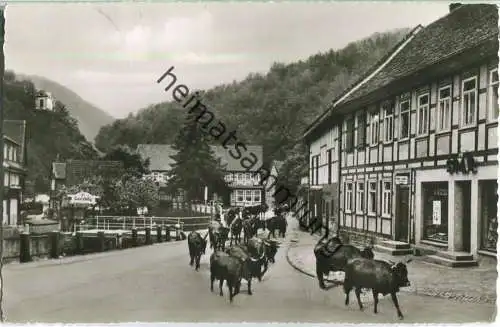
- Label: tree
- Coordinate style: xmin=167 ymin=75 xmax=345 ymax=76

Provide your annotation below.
xmin=101 ymin=145 xmax=150 ymax=177
xmin=277 ymin=141 xmax=309 ymax=198
xmin=112 ymin=174 xmax=160 ymax=215
xmin=166 ymin=105 xmax=229 ymax=202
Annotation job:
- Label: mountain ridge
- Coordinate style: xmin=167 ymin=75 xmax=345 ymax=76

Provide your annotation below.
xmin=16 ymin=73 xmax=116 ymax=143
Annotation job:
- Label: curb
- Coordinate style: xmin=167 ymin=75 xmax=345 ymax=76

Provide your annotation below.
xmin=285 ymin=235 xmax=338 ymax=284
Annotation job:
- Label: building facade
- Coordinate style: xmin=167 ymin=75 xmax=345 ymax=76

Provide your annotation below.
xmin=137 ymin=144 xmax=265 ymax=207
xmin=303 ymin=4 xmax=498 ymax=259
xmin=35 ymin=90 xmax=55 ymax=111
xmin=2 ymin=120 xmax=28 ymax=226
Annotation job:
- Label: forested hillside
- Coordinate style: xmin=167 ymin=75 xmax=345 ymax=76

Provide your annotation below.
xmin=94 ymin=28 xmax=411 ymax=189
xmin=4 ymin=71 xmax=99 ymax=193
xmin=18 ymin=74 xmax=116 ymax=142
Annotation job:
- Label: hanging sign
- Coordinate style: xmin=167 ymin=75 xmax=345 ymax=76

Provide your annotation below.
xmin=432 ymin=200 xmax=441 ymax=225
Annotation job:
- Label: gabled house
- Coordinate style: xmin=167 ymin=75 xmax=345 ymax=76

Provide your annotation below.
xmin=303 ymin=4 xmax=498 ymax=263
xmin=136 ymin=144 xmax=265 ymax=207
xmin=2 ymin=120 xmax=28 ymax=226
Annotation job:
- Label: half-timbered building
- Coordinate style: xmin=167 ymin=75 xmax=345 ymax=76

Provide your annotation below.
xmin=303 ymin=3 xmax=498 ymax=263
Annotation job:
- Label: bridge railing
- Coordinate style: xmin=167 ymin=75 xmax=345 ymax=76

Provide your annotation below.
xmin=78 ymin=215 xmax=211 ymax=233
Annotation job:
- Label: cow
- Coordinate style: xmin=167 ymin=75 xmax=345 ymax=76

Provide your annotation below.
xmin=209 ymin=250 xmax=243 ymax=303
xmin=314 ymin=236 xmax=374 ymax=290
xmin=246 ymin=237 xmax=269 ymax=280
xmin=225 ymin=244 xmax=266 ymax=295
xmin=261 ymin=238 xmax=280 ymax=264
xmin=229 ymin=216 xmax=243 ymax=246
xmin=208 ymin=220 xmax=230 ymax=251
xmin=242 ymin=219 xmax=257 ymax=243
xmin=265 ymin=215 xmax=287 ymax=239
xmin=343 ymin=258 xmax=412 ymax=320
xmin=187 ymin=231 xmax=209 ymax=271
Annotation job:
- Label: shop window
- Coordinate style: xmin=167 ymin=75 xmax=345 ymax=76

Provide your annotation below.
xmin=422 ymin=182 xmax=449 ymax=243
xmin=480 ymin=180 xmax=498 ymax=252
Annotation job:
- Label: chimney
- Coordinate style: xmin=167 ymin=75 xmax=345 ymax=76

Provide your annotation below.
xmin=449 ymin=3 xmax=462 ymax=12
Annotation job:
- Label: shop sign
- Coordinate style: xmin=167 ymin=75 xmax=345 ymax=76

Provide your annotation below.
xmin=446 ymin=152 xmax=477 ymax=175
xmin=395 ymin=174 xmax=409 ymax=185
xmin=432 ymin=200 xmax=441 ymax=225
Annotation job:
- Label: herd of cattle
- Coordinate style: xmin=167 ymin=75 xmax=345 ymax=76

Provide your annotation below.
xmin=187 ymin=204 xmax=413 ymax=320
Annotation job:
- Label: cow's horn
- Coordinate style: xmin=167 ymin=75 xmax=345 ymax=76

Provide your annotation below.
xmin=405 ymin=258 xmax=413 ymax=264
xmin=388 ymin=260 xmax=396 ymax=266
xmin=203 ymin=232 xmax=209 ymax=240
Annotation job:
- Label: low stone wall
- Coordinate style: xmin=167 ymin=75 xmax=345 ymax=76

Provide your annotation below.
xmin=2 ymin=226 xmax=186 ymax=264
xmin=338 ymin=228 xmax=388 ymax=247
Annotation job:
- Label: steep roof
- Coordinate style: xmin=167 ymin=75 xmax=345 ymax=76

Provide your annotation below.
xmin=136 ymin=144 xmax=264 ymax=172
xmin=304 ymin=4 xmax=499 ymax=138
xmin=64 ymin=160 xmax=124 ymax=186
xmin=136 ymin=144 xmax=177 ymax=172
xmin=338 ymin=4 xmax=498 ymax=105
xmin=3 ymin=120 xmax=27 ymax=164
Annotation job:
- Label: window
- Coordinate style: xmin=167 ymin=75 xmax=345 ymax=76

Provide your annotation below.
xmin=245 ymin=190 xmax=253 ymax=202
xmin=417 ymin=94 xmax=429 ymax=136
xmin=236 ymin=190 xmax=244 ymax=202
xmin=437 ymin=86 xmax=452 ymax=132
xmin=422 ymin=182 xmax=448 ymax=243
xmin=345 ymin=117 xmax=355 ymax=152
xmin=382 ymin=181 xmax=392 ymax=217
xmin=39 ymin=98 xmax=44 ymax=108
xmin=3 ymin=144 xmax=6 ymax=160
xmin=383 ymin=100 xmax=394 ymax=142
xmin=369 ymin=112 xmax=379 ymax=145
xmin=225 ymin=174 xmax=232 ymax=183
xmin=461 ymin=76 xmax=477 ymax=127
xmin=253 ymin=190 xmax=261 ymax=203
xmin=356 ymin=181 xmax=365 ymax=214
xmin=345 ymin=182 xmax=353 ymax=212
xmin=399 ymin=98 xmax=410 ymax=140
xmin=480 ymin=180 xmax=497 ymax=252
xmin=368 ymin=181 xmax=377 ymax=215
xmin=327 ymin=149 xmax=332 ymax=184
xmin=310 ymin=156 xmax=316 ymax=186
xmin=489 ymin=69 xmax=499 ymax=122
xmin=357 ymin=112 xmax=366 ymax=148
xmin=3 ymin=173 xmax=8 ymax=187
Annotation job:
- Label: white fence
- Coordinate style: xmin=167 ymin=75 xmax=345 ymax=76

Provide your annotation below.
xmin=77 ymin=215 xmax=211 ymax=233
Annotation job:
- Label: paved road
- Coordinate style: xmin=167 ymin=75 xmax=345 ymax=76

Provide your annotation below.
xmin=2 ymin=232 xmax=496 ymax=323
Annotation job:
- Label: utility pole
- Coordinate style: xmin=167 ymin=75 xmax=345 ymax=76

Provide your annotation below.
xmin=0 ymin=2 xmax=6 ymax=322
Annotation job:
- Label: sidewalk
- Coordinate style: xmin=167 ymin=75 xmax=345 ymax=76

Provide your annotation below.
xmin=285 ymin=216 xmax=497 ymax=305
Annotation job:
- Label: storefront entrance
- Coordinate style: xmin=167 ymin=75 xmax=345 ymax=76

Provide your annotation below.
xmin=395 ymin=185 xmax=410 ymax=243
xmin=456 ymin=181 xmax=472 ymax=252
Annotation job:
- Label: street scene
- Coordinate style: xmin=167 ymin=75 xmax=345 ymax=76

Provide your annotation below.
xmin=0 ymin=1 xmax=498 ymax=324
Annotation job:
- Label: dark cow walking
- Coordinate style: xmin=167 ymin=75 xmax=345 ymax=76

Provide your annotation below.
xmin=242 ymin=219 xmax=257 ymax=243
xmin=343 ymin=258 xmax=412 ymax=319
xmin=209 ymin=251 xmax=243 ymax=303
xmin=246 ymin=236 xmax=268 ymax=280
xmin=261 ymin=238 xmax=280 ymax=264
xmin=265 ymin=215 xmax=287 ymax=238
xmin=187 ymin=231 xmax=208 ymax=271
xmin=208 ymin=220 xmax=230 ymax=251
xmin=229 ymin=216 xmax=243 ymax=246
xmin=226 ymin=244 xmax=265 ymax=295
xmin=314 ymin=236 xmax=374 ymax=289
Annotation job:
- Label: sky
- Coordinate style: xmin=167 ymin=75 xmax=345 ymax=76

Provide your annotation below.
xmin=5 ymin=1 xmax=451 ymax=119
